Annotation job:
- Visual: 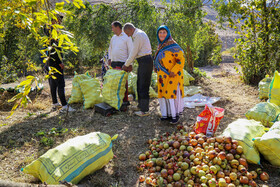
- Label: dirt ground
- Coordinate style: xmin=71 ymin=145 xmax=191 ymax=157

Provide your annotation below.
xmin=0 ymin=63 xmax=279 ymax=187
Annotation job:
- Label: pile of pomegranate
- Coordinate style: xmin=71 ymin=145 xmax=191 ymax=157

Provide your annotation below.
xmin=137 ymin=126 xmax=269 ymax=187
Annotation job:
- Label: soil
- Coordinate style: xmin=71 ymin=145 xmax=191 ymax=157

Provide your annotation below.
xmin=0 ymin=63 xmax=279 ymax=187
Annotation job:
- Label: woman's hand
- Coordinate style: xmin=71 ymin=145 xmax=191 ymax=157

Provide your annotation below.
xmin=169 ymin=72 xmax=176 ymax=77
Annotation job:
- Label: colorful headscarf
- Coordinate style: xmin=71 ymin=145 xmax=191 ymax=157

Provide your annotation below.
xmin=156 ymin=25 xmax=171 ymax=45
xmin=154 ymin=25 xmax=183 ymax=75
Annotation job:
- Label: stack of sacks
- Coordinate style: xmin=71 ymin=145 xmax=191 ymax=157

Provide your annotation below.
xmin=68 ymin=72 xmax=102 ymax=109
xmin=246 ymin=71 xmax=280 ymax=126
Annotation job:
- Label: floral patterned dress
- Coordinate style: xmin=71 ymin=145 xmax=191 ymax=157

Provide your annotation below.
xmin=157 ymin=49 xmax=185 ymax=99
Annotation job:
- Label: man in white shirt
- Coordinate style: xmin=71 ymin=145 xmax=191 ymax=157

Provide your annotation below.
xmin=108 ymin=21 xmax=133 ymax=106
xmin=122 ymin=23 xmax=153 ymax=117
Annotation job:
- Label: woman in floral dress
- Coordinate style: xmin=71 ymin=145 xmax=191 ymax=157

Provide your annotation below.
xmin=154 ymin=25 xmax=185 ymax=124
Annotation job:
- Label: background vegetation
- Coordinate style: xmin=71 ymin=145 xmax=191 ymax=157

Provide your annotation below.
xmin=1 ymin=0 xmax=279 ymax=114
xmin=0 ymin=0 xmax=222 ymax=84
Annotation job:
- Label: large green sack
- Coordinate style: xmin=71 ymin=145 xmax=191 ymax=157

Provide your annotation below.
xmin=128 ymin=72 xmax=137 ymax=94
xmin=151 ymin=72 xmax=158 ymax=90
xmin=22 ymin=132 xmax=118 ymax=185
xmin=258 ymin=76 xmax=272 ymax=100
xmin=253 ymin=122 xmax=280 ymax=167
xmin=269 ymin=71 xmax=280 ymax=106
xmin=184 ymin=86 xmax=202 ymax=96
xmin=102 ymin=69 xmax=128 ymax=110
xmin=149 ymin=87 xmax=158 ymax=98
xmin=222 ymin=119 xmax=265 ymax=164
xmin=183 ymin=69 xmax=194 ymax=86
xmin=79 ymin=78 xmax=103 ymax=109
xmin=245 ymin=102 xmax=280 ymax=127
xmin=130 ymin=73 xmax=157 ymax=100
xmin=68 ymin=72 xmax=91 ymax=104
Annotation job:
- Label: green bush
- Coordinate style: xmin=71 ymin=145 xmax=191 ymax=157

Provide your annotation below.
xmin=0 ymin=20 xmax=40 ymax=83
xmin=214 ymin=0 xmax=280 ymax=85
xmin=193 ymin=22 xmax=222 ymax=67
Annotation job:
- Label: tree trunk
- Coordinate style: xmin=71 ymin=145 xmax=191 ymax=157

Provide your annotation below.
xmin=263 ymin=0 xmax=269 ymax=71
xmin=186 ymin=45 xmax=193 ymax=72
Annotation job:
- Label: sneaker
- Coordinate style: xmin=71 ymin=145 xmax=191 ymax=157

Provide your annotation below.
xmin=170 ymin=116 xmax=180 ymax=124
xmin=134 ymin=111 xmax=149 ymax=117
xmin=160 ymin=117 xmax=172 ymax=121
xmin=60 ymin=105 xmax=76 ymax=113
xmin=52 ymin=103 xmax=61 ymax=110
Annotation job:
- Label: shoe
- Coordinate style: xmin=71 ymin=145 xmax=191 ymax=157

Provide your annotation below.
xmin=60 ymin=105 xmax=76 ymax=112
xmin=170 ymin=116 xmax=180 ymax=124
xmin=160 ymin=116 xmax=172 ymax=121
xmin=52 ymin=103 xmax=61 ymax=110
xmin=120 ymin=105 xmax=128 ymax=112
xmin=135 ymin=111 xmax=149 ymax=117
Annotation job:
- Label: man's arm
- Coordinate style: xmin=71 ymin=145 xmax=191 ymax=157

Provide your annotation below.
xmin=124 ymin=34 xmax=141 ymax=67
xmin=127 ymin=37 xmax=133 ymax=56
xmin=108 ymin=37 xmax=113 ymax=65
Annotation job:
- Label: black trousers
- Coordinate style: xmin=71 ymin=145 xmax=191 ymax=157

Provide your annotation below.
xmin=48 ymin=73 xmax=67 ymax=106
xmin=136 ymin=55 xmax=153 ymax=112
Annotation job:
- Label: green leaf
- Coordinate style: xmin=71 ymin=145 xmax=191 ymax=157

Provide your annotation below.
xmin=26 ymin=75 xmax=34 ymax=79
xmin=51 ymin=29 xmax=58 ymax=40
xmin=8 ymin=93 xmax=23 ymax=103
xmin=56 ymin=2 xmax=64 ymax=8
xmin=58 ymin=35 xmax=64 ymax=47
xmin=36 ymin=131 xmax=45 ymax=136
xmin=73 ymin=2 xmax=80 ymax=9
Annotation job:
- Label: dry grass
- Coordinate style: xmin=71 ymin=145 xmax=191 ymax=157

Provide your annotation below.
xmin=0 ymin=64 xmax=279 ymax=186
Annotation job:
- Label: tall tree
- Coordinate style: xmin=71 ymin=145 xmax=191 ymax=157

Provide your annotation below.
xmin=212 ymin=0 xmax=280 ymax=84
xmin=0 ymin=0 xmax=85 ymax=116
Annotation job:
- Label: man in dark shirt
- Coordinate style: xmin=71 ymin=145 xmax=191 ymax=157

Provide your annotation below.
xmin=45 ymin=15 xmax=75 ymax=112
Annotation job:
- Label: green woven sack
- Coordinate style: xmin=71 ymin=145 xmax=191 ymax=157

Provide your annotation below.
xmin=129 ymin=73 xmax=157 ymax=100
xmin=22 ymin=132 xmax=118 ymax=184
xmin=128 ymin=72 xmax=137 ymax=94
xmin=68 ymin=72 xmax=91 ymax=104
xmin=253 ymin=122 xmax=280 ymax=167
xmin=79 ymin=78 xmax=102 ymax=109
xmin=245 ymin=102 xmax=280 ymax=127
xmin=183 ymin=69 xmax=194 ymax=86
xmin=258 ymin=76 xmax=272 ymax=99
xmin=151 ymin=72 xmax=158 ymax=90
xmin=268 ymin=71 xmax=280 ymax=106
xmin=222 ymin=119 xmax=265 ymax=164
xmin=102 ymin=69 xmax=128 ymax=110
